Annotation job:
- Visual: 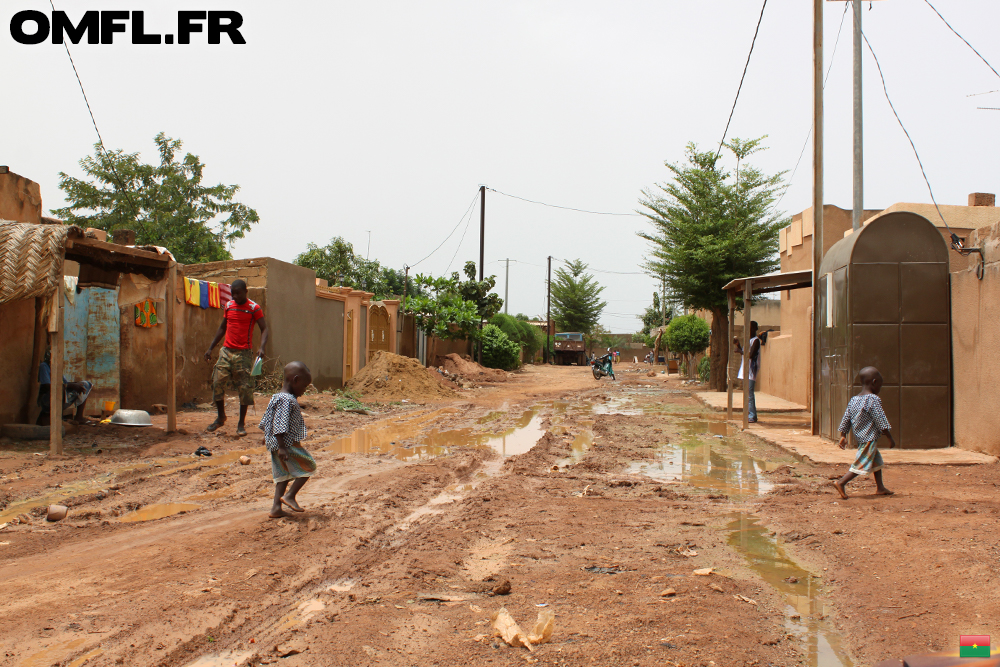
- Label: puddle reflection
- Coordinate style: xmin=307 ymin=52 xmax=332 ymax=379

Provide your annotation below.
xmin=727 ymin=513 xmax=852 ymax=667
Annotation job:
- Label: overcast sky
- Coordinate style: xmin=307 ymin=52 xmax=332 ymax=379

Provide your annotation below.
xmin=3 ymin=1 xmax=998 ymax=332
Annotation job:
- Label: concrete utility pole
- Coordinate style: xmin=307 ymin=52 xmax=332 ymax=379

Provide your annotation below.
xmin=478 ymin=185 xmax=486 ymax=364
xmin=811 ymin=0 xmax=824 ymax=436
xmin=852 ymin=0 xmax=863 ymax=231
xmin=546 ymin=255 xmax=552 ymax=364
xmin=504 ymin=258 xmax=509 ymax=314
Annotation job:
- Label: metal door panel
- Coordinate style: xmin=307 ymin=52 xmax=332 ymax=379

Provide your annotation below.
xmin=851 ymin=264 xmax=899 ymax=323
xmin=900 ymin=324 xmax=951 ymax=386
xmin=852 ymin=324 xmax=900 ymax=384
xmin=900 ymin=263 xmax=949 ymax=323
xmin=900 ymin=386 xmax=950 ymax=449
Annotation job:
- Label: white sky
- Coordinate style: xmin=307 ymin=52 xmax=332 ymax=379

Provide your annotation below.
xmin=3 ymin=1 xmax=998 ymax=332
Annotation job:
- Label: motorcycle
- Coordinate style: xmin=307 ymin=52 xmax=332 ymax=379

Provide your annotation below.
xmin=591 ymin=348 xmax=615 ymax=381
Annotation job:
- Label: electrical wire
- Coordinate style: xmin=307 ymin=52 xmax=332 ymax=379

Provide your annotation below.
xmin=445 ymin=200 xmax=478 ymax=274
xmin=49 ymin=0 xmax=146 ymax=237
xmin=923 ymin=0 xmax=1000 ymax=81
xmin=773 ymin=2 xmax=849 ymax=212
xmin=409 ymin=190 xmax=479 ymax=269
xmin=551 ymin=257 xmax=647 ymax=276
xmin=488 ymin=188 xmax=643 ymax=217
xmin=861 ymin=29 xmax=954 ymax=236
xmin=715 ymin=0 xmax=769 ymax=160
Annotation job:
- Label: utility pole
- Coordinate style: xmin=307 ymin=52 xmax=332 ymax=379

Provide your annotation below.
xmin=402 ymin=265 xmax=409 ymax=312
xmin=811 ymin=0 xmax=824 ymax=436
xmin=661 ymin=275 xmax=666 ymax=327
xmin=546 ymin=256 xmax=552 ymax=365
xmin=478 ymin=186 xmax=486 ymax=364
xmin=852 ymin=0 xmax=862 ymax=231
xmin=504 ymin=258 xmax=510 ymax=314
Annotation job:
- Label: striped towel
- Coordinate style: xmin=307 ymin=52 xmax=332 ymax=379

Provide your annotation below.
xmin=207 ymin=282 xmax=221 ymax=308
xmin=219 ymin=283 xmax=232 ymax=307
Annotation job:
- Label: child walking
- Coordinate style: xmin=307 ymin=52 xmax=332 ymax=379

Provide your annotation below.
xmin=259 ymin=361 xmax=316 ymax=518
xmin=834 ymin=366 xmax=896 ymax=499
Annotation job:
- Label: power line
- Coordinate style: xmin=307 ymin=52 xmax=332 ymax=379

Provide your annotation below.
xmin=861 ymin=28 xmax=954 ymax=235
xmin=446 ymin=200 xmax=478 ymax=274
xmin=773 ymin=2 xmax=849 ymax=212
xmin=923 ymin=0 xmax=1000 ymax=81
xmin=488 ymin=188 xmax=643 ymax=217
xmin=551 ymin=257 xmax=647 ymax=276
xmin=50 ymin=0 xmax=146 ymax=237
xmin=715 ymin=0 xmax=769 ymax=160
xmin=409 ymin=190 xmax=479 ymax=269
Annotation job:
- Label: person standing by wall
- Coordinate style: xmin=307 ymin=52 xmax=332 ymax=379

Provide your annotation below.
xmin=204 ymin=279 xmax=269 ymax=436
xmin=733 ymin=321 xmax=767 ymax=423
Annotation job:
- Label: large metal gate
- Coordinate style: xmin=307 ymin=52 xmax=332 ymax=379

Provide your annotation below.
xmin=368 ymin=304 xmax=390 ymax=361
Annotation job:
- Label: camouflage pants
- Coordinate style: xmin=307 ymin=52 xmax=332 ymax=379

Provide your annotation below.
xmin=213 ymin=347 xmax=254 ymax=405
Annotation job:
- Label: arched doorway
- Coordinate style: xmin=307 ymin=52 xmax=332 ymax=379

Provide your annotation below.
xmin=368 ymin=304 xmax=390 ymax=361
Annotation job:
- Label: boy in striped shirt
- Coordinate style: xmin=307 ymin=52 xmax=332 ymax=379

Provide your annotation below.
xmin=834 ymin=366 xmax=896 ymax=499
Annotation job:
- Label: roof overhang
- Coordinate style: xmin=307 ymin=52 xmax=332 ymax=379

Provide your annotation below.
xmin=722 ymin=269 xmax=812 ymax=295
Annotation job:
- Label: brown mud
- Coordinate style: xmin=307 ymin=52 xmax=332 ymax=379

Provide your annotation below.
xmin=0 ymin=364 xmax=993 ymax=666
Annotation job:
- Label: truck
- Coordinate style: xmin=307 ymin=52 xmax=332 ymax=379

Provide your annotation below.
xmin=553 ymin=332 xmax=587 ymax=366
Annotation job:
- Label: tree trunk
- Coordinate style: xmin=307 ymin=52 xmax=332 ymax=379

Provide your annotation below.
xmin=709 ymin=307 xmax=729 ymax=392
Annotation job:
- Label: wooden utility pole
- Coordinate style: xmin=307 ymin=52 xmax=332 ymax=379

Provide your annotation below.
xmin=546 ymin=255 xmax=552 ymax=364
xmin=401 ymin=265 xmax=409 ymax=312
xmin=811 ymin=0 xmax=824 ymax=436
xmin=478 ymin=185 xmax=486 ymax=364
xmin=49 ymin=285 xmax=64 ymax=455
xmin=165 ymin=263 xmax=177 ymax=433
xmin=503 ymin=259 xmax=510 ymax=314
xmin=852 ymin=0 xmax=863 ymax=231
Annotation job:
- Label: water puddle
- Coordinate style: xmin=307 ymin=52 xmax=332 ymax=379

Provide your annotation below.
xmin=727 ymin=513 xmax=852 ymax=667
xmin=67 ymin=648 xmax=103 ymax=667
xmin=327 ymin=579 xmax=356 ymax=592
xmin=274 ymin=598 xmax=325 ymax=632
xmin=183 ymin=651 xmax=253 ymax=667
xmin=19 ymin=638 xmax=91 ymax=667
xmin=322 ymin=406 xmax=544 ymax=461
xmin=118 ymin=502 xmax=201 ymax=523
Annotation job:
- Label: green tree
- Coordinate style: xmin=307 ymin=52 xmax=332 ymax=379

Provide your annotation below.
xmin=664 ymin=314 xmax=711 ymax=378
xmin=639 ymin=137 xmax=787 ymax=391
xmin=480 ymin=324 xmax=520 ymax=370
xmin=637 ymin=291 xmax=673 ymax=347
xmin=295 ymin=236 xmax=417 ymax=301
xmin=456 ymin=261 xmax=503 ymax=322
xmin=551 ymin=259 xmax=607 ymax=334
xmin=53 ymin=133 xmax=259 ymax=265
xmin=407 ymin=262 xmax=501 ymax=341
xmin=491 ymin=313 xmax=541 ymax=360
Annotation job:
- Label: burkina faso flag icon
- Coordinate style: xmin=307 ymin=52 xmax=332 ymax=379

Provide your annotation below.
xmin=960 ymin=635 xmax=990 ymax=658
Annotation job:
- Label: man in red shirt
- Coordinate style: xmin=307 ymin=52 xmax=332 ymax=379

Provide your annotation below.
xmin=204 ymin=279 xmax=269 ymax=435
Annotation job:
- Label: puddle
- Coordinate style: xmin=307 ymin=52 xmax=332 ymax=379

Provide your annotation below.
xmin=183 ymin=651 xmax=253 ymax=667
xmin=67 ymin=648 xmax=103 ymax=667
xmin=323 ymin=407 xmax=544 ymax=461
xmin=274 ymin=598 xmax=325 ymax=632
xmin=118 ymin=502 xmax=201 ymax=522
xmin=728 ymin=513 xmax=852 ymax=667
xmin=19 ymin=638 xmax=91 ymax=667
xmin=327 ymin=579 xmax=356 ymax=592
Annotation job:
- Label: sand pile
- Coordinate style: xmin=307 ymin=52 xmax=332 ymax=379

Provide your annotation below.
xmin=440 ymin=353 xmax=508 ymax=383
xmin=347 ymin=351 xmax=458 ymax=401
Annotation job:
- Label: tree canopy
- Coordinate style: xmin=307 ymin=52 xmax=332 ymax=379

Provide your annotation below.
xmin=639 ymin=137 xmax=787 ymax=390
xmin=664 ymin=314 xmax=710 ymax=356
xmin=53 ymin=133 xmax=259 ymax=265
xmin=550 ymin=259 xmax=606 ymax=334
xmin=408 ymin=262 xmax=502 ymax=340
xmin=295 ymin=236 xmax=414 ymax=301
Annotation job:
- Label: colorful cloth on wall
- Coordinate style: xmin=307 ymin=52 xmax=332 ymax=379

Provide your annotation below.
xmin=207 ymin=282 xmax=221 ymax=308
xmin=219 ymin=283 xmax=232 ymax=307
xmin=199 ymin=280 xmax=209 ymax=309
xmin=134 ymin=299 xmax=158 ymax=327
xmin=184 ymin=277 xmax=200 ymax=306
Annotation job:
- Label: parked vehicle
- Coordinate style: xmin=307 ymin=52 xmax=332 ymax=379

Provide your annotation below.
xmin=553 ymin=332 xmax=587 ymax=365
xmin=590 ymin=348 xmax=615 ymax=380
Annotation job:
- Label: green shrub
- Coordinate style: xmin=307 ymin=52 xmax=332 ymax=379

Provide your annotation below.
xmin=664 ymin=314 xmax=710 ymax=356
xmin=697 ymin=355 xmax=710 ymax=383
xmin=481 ymin=324 xmax=520 ymax=370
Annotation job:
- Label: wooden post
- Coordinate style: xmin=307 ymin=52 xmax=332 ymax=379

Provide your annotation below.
xmin=727 ymin=289 xmax=735 ymax=421
xmin=49 ymin=287 xmax=64 ymax=455
xmin=811 ymin=0 xmax=824 ymax=436
xmin=165 ymin=263 xmax=177 ymax=433
xmin=741 ymin=280 xmax=752 ymax=430
xmin=25 ymin=296 xmax=47 ymax=425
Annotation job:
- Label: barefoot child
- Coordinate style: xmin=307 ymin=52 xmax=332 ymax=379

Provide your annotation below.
xmin=833 ymin=366 xmax=896 ymax=499
xmin=259 ymin=361 xmax=316 ymax=518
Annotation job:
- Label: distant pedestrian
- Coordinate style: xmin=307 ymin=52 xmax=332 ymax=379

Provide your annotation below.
xmin=733 ymin=321 xmax=768 ymax=423
xmin=833 ymin=366 xmax=896 ymax=499
xmin=204 ymin=279 xmax=269 ymax=436
xmin=259 ymin=361 xmax=316 ymax=518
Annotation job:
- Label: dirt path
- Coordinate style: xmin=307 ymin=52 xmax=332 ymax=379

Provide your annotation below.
xmin=0 ymin=364 xmax=994 ymax=666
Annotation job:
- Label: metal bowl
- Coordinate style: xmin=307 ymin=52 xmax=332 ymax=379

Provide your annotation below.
xmin=109 ymin=409 xmax=153 ymax=427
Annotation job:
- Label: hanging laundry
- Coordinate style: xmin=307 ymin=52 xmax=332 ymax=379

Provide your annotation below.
xmin=184 ymin=277 xmax=201 ymax=306
xmin=207 ymin=281 xmax=221 ymax=308
xmin=219 ymin=283 xmax=232 ymax=307
xmin=199 ymin=280 xmax=210 ymax=309
xmin=134 ymin=299 xmax=158 ymax=327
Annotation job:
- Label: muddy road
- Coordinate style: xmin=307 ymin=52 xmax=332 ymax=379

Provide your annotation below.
xmin=1 ymin=365 xmax=996 ymax=667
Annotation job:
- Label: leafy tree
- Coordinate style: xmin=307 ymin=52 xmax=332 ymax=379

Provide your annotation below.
xmin=585 ymin=323 xmax=617 ymax=355
xmin=636 ymin=291 xmax=674 ymax=347
xmin=639 ymin=137 xmax=787 ymax=391
xmin=551 ymin=259 xmax=606 ymax=334
xmin=407 ymin=262 xmax=501 ymax=340
xmin=481 ymin=324 xmax=520 ymax=370
xmin=53 ymin=133 xmax=259 ymax=265
xmin=491 ymin=313 xmax=541 ymax=359
xmin=664 ymin=314 xmax=711 ymax=378
xmin=295 ymin=236 xmax=416 ymax=301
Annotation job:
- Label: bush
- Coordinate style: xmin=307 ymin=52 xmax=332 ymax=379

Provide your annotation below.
xmin=697 ymin=355 xmax=710 ymax=383
xmin=480 ymin=324 xmax=520 ymax=370
xmin=664 ymin=314 xmax=710 ymax=356
xmin=491 ymin=314 xmax=542 ymax=360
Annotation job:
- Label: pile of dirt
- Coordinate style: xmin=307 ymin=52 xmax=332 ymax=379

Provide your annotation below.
xmin=346 ymin=351 xmax=458 ymax=401
xmin=439 ymin=353 xmax=508 ymax=383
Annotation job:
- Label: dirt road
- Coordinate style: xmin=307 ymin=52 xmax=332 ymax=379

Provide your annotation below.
xmin=0 ymin=365 xmax=996 ymax=667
